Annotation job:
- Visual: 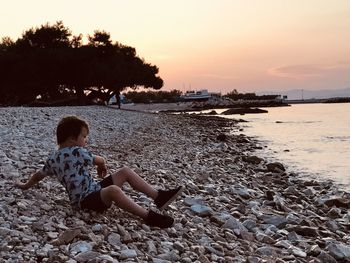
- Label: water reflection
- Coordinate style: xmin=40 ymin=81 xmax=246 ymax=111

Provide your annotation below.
xmin=229 ymin=103 xmax=350 ymax=191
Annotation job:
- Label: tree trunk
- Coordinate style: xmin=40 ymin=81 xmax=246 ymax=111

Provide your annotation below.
xmin=75 ymin=86 xmax=86 ymax=105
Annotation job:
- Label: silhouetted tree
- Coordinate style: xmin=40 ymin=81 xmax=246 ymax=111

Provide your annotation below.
xmin=224 ymin=89 xmax=279 ymax=101
xmin=124 ymin=89 xmax=182 ymax=104
xmin=0 ymin=21 xmax=163 ymax=106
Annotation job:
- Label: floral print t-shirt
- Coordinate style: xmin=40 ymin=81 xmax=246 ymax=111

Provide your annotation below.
xmin=41 ymin=147 xmax=101 ymax=208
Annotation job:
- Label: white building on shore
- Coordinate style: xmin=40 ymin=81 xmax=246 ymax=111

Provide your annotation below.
xmin=181 ymin=89 xmax=221 ymax=101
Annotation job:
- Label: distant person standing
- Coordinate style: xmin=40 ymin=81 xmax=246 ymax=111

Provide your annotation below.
xmin=116 ymin=91 xmax=121 ymax=109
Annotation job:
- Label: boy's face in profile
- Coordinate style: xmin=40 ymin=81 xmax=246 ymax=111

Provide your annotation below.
xmin=73 ymin=127 xmax=89 ymax=147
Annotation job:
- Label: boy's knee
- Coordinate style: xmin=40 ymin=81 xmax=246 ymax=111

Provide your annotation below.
xmin=101 ymin=185 xmax=123 ymax=202
xmin=120 ymin=166 xmax=131 ymax=174
xmin=101 ymin=185 xmax=119 ymax=204
xmin=107 ymin=185 xmax=122 ymax=194
xmin=102 ymin=185 xmax=121 ymax=196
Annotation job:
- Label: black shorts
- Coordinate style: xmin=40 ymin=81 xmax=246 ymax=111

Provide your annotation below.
xmin=80 ymin=176 xmax=114 ymax=213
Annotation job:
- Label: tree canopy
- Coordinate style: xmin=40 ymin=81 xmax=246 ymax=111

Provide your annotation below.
xmin=124 ymin=89 xmax=182 ymax=104
xmin=224 ymin=89 xmax=279 ymax=101
xmin=0 ymin=21 xmax=163 ymax=106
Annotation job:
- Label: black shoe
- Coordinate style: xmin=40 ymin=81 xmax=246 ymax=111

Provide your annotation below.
xmin=144 ymin=210 xmax=174 ymax=228
xmin=154 ymin=186 xmax=184 ymax=210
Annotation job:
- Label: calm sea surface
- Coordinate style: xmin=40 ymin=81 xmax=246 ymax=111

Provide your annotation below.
xmin=213 ymin=103 xmax=350 ymax=191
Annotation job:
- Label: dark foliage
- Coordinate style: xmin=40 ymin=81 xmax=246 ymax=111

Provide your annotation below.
xmin=0 ymin=21 xmax=163 ymax=106
xmin=124 ymin=90 xmax=182 ymax=104
xmin=224 ymin=89 xmax=279 ymax=101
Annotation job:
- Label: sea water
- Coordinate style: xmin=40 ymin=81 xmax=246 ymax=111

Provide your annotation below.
xmin=215 ymin=103 xmax=350 ymax=191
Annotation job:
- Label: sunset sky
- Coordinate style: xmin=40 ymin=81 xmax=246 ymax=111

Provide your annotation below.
xmin=1 ymin=0 xmax=350 ymax=94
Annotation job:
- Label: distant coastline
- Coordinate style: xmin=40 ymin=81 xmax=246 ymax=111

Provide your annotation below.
xmin=286 ymin=97 xmax=350 ymax=104
xmin=258 ymin=87 xmax=350 ymax=101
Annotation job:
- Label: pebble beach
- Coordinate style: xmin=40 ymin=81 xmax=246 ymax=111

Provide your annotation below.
xmin=1 ymin=106 xmax=350 ymax=263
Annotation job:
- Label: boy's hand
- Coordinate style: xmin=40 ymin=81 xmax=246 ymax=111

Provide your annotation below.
xmin=97 ymin=164 xmax=107 ymax=178
xmin=15 ymin=171 xmax=45 ymax=190
xmin=15 ymin=179 xmax=29 ymax=190
xmin=94 ymin=156 xmax=107 ymax=178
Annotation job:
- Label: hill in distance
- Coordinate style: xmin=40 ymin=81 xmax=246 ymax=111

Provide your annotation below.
xmin=257 ymin=87 xmax=350 ymax=100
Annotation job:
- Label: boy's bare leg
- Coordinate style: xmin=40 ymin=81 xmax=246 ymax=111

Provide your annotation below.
xmin=100 ymin=185 xmax=148 ymax=219
xmin=111 ymin=167 xmax=158 ymax=200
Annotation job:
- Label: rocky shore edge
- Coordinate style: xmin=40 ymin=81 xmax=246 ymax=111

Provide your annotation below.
xmin=1 ymin=106 xmax=350 ymax=263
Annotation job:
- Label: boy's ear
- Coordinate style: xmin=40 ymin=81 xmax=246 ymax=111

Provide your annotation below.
xmin=72 ymin=135 xmax=79 ymax=141
xmin=66 ymin=136 xmax=77 ymax=143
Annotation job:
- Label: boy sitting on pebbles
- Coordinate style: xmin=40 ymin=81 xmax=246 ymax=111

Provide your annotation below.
xmin=16 ymin=115 xmax=183 ymax=228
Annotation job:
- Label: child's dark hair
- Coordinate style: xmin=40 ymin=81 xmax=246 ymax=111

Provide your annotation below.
xmin=56 ymin=116 xmax=89 ymax=145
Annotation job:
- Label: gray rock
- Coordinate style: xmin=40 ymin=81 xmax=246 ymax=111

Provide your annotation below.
xmin=192 ymin=236 xmax=209 ymax=247
xmin=243 ymin=219 xmax=257 ymax=231
xmin=240 ymin=230 xmax=255 ymax=241
xmin=119 ymin=249 xmax=137 ymax=259
xmin=70 ymin=241 xmax=93 ymax=255
xmin=157 ymin=250 xmax=181 ymax=262
xmin=288 ymin=226 xmax=319 ymax=237
xmin=303 ymin=188 xmax=316 ymax=196
xmin=286 ymin=213 xmax=302 ymax=225
xmin=317 ymin=251 xmax=338 ymax=263
xmin=326 ymin=243 xmax=350 ymax=260
xmin=205 ymin=245 xmax=225 ymax=257
xmin=54 ymin=228 xmax=81 ymax=245
xmin=266 ymin=162 xmax=285 ymax=172
xmin=152 ymin=258 xmax=172 ymax=263
xmin=261 ymin=214 xmax=287 ymax=228
xmin=230 ymin=184 xmax=251 ymax=198
xmin=307 ymin=245 xmax=321 ymax=256
xmin=287 ymin=231 xmax=303 ymax=242
xmin=107 ymin=232 xmax=122 ymax=247
xmin=183 ymin=197 xmax=204 ymax=206
xmin=173 ymin=241 xmax=185 ymax=253
xmin=19 ymin=215 xmax=37 ymax=222
xmin=211 ymin=212 xmax=232 ymax=225
xmin=0 ymin=227 xmax=13 ymax=237
xmin=275 ymin=240 xmax=292 ymax=249
xmin=328 ymin=207 xmax=342 ymax=218
xmin=190 ymin=204 xmax=213 ymax=216
xmin=243 ymin=155 xmax=263 ymax=165
xmin=35 ymin=244 xmax=54 ymax=258
xmin=91 ymin=224 xmax=103 ymax=233
xmin=247 ymin=256 xmax=260 ymax=263
xmin=47 ymin=232 xmax=59 ymax=239
xmin=198 ymin=254 xmax=211 ymax=263
xmin=223 ymin=217 xmax=247 ymax=232
xmin=147 ymin=240 xmax=158 ymax=254
xmin=325 ymin=220 xmax=339 ymax=232
xmin=256 ymin=246 xmax=278 ymax=256
xmin=74 ymin=251 xmax=100 ymax=262
xmin=316 ymin=196 xmax=350 ymax=208
xmin=289 ymin=246 xmax=307 ymax=258
xmin=97 ymin=254 xmax=118 ymax=262
xmin=256 ymin=232 xmax=274 ymax=244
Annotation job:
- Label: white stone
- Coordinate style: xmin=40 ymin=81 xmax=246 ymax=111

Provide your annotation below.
xmin=120 ymin=249 xmax=137 ymax=259
xmin=107 ymin=233 xmax=121 ymax=246
xmin=70 ymin=241 xmax=93 ymax=255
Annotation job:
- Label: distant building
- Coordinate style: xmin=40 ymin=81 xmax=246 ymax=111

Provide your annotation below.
xmin=276 ymin=95 xmax=288 ymax=101
xmin=181 ymin=89 xmax=221 ymax=101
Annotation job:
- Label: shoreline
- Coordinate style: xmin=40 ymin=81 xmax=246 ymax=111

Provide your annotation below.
xmin=1 ymin=106 xmax=350 ymax=262
xmin=117 ymin=100 xmax=289 ymax=114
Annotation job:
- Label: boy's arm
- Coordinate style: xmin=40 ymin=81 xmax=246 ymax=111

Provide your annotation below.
xmin=93 ymin=155 xmax=107 ymax=178
xmin=16 ymin=170 xmax=46 ymax=190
